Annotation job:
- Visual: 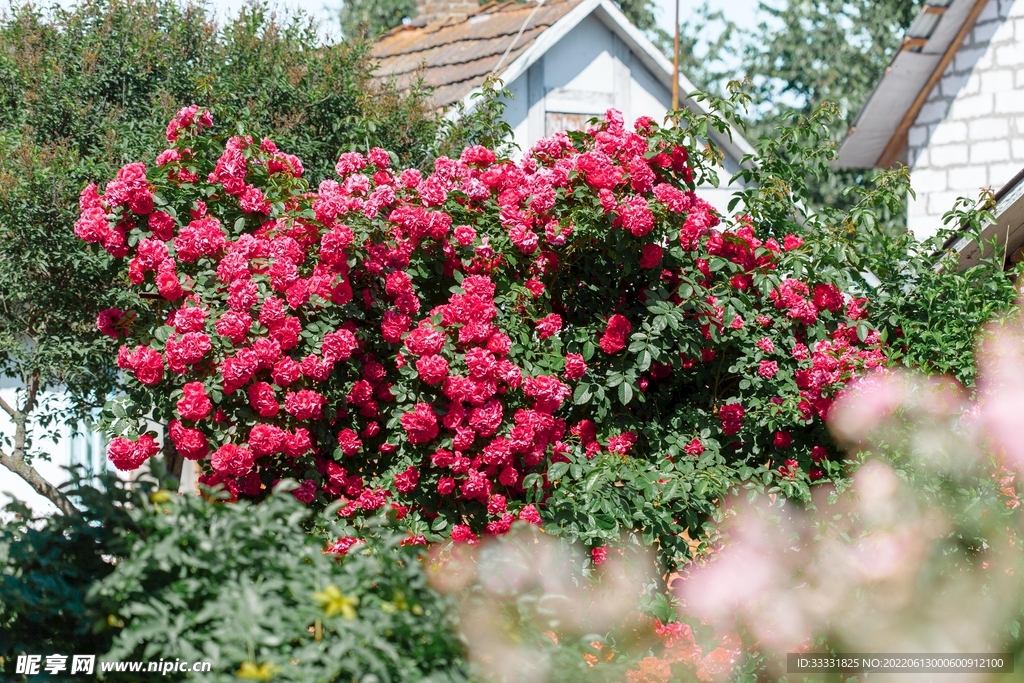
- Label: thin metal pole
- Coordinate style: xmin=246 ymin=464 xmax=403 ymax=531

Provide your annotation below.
xmin=672 ymin=0 xmax=680 ymax=110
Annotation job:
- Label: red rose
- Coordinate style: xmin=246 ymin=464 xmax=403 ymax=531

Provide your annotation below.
xmin=535 ymin=314 xmax=562 ymax=340
xmin=268 ymin=316 xmax=302 ymax=351
xmin=284 ymin=389 xmax=326 ymax=421
xmin=523 ymin=375 xmax=570 ymax=413
xmin=283 ymin=428 xmax=312 ymax=458
xmin=719 ymin=402 xmax=745 ymax=436
xmin=783 ymin=234 xmax=804 ymax=250
xmin=177 ymin=382 xmax=212 ymax=421
xmin=169 ymin=419 xmax=208 ymax=460
xmin=773 ymin=431 xmax=793 ymax=448
xmin=563 ymin=353 xmax=587 ymax=380
xmin=321 ymin=328 xmax=358 ymax=363
xmin=271 ymin=357 xmax=301 ymax=387
xmin=393 ymin=466 xmax=420 ymax=493
xmin=165 ymin=331 xmax=211 ymax=370
xmin=292 ymin=479 xmax=317 ymax=503
xmin=450 ymin=524 xmax=477 ymax=544
xmin=253 ymin=337 xmax=282 ymax=370
xmin=215 ymin=311 xmax=251 ymax=345
xmin=812 ymin=283 xmax=844 ymax=312
xmin=97 ymin=308 xmax=127 ymax=339
xmin=401 ymin=402 xmax=439 ymax=445
xmin=404 ymin=323 xmax=445 ymax=356
xmin=381 ymin=310 xmax=411 ymax=344
xmin=248 ymin=381 xmax=279 ymax=417
xmin=639 ymin=244 xmax=664 ymax=269
xmin=468 ymin=399 xmax=503 ymax=437
xmin=211 ymin=443 xmax=254 ymax=476
xmin=107 ymin=435 xmax=159 ymax=471
xmin=248 ymin=423 xmax=285 ymax=456
xmin=416 ymin=354 xmax=450 ymax=385
xmin=518 ymin=504 xmax=542 ymax=525
xmin=599 ymin=314 xmax=631 ymax=354
xmin=300 ymin=355 xmax=332 ymax=382
xmin=125 ymin=345 xmax=165 ymax=385
xmin=337 ymin=428 xmax=362 ymax=456
xmin=607 ymin=431 xmax=637 ymax=455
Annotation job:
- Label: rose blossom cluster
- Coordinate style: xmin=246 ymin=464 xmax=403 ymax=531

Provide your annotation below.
xmin=79 ymin=104 xmax=884 ymax=541
xmin=623 ymin=620 xmax=742 ymax=683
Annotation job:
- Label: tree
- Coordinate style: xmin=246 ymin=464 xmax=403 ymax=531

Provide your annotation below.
xmin=744 ymin=0 xmax=923 ymax=127
xmin=0 ymin=0 xmax=503 ymax=513
xmin=668 ymin=0 xmax=923 ymax=225
xmin=339 ymin=0 xmax=415 ymax=38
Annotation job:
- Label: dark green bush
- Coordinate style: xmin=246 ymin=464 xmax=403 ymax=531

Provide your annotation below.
xmin=0 ymin=470 xmax=467 ymax=682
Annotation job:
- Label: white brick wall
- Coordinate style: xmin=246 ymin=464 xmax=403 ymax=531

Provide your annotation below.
xmin=908 ymin=0 xmax=1024 ymax=238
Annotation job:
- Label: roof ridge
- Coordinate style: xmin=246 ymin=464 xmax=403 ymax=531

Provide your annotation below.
xmin=369 ymin=0 xmax=588 ymax=108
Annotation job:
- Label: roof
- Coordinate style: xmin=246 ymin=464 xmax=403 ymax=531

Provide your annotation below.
xmin=944 ymin=164 xmax=1024 ymax=270
xmin=372 ymin=0 xmax=755 ymax=165
xmin=372 ymin=0 xmax=585 ymax=109
xmin=836 ymin=0 xmax=989 ymax=169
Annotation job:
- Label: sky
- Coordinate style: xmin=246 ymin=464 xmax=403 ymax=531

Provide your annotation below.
xmin=652 ymin=0 xmax=762 ymax=34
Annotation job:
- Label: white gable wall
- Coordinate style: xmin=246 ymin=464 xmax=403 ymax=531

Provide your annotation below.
xmin=503 ymin=14 xmax=743 ymax=216
xmin=908 ymin=0 xmax=1024 ymax=238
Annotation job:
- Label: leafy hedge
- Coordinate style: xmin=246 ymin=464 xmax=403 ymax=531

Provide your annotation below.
xmin=0 ymin=469 xmax=465 ymax=682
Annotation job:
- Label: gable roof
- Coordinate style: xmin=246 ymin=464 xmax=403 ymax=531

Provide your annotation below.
xmin=836 ymin=0 xmax=990 ymax=169
xmin=371 ymin=0 xmax=755 ymax=164
xmin=372 ymin=0 xmax=586 ymax=109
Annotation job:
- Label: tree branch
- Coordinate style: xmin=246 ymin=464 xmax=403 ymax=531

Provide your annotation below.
xmin=0 ymin=394 xmax=16 ymax=420
xmin=0 ymin=447 xmax=79 ymax=517
xmin=0 ymin=370 xmax=79 ymax=517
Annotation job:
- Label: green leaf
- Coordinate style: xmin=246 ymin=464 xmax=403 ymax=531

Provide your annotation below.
xmin=618 ymin=382 xmax=633 ymax=405
xmin=573 ymin=383 xmax=593 ymax=405
xmin=548 ymin=462 xmax=569 ymax=481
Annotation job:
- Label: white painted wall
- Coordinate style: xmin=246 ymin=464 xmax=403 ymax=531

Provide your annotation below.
xmin=0 ymin=380 xmax=107 ymax=516
xmin=908 ymin=0 xmax=1024 ymax=238
xmin=501 ymin=14 xmax=744 ymax=216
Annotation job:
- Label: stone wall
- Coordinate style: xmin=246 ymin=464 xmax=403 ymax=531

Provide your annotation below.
xmin=907 ymin=0 xmax=1024 ymax=238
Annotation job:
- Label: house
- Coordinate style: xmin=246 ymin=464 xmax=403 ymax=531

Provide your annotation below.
xmin=837 ymin=0 xmax=1024 ymax=245
xmin=371 ymin=0 xmax=755 ymax=215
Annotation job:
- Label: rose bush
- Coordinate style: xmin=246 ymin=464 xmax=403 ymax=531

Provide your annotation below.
xmin=79 ymin=103 xmax=885 ymax=565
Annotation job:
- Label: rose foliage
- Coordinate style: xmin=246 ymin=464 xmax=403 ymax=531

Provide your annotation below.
xmin=80 ymin=103 xmax=886 ymax=565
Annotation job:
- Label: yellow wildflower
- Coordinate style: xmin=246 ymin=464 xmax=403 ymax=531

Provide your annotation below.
xmin=236 ymin=661 xmax=280 ymax=680
xmin=312 ymin=584 xmax=359 ymax=620
xmin=150 ymin=489 xmax=173 ymax=504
